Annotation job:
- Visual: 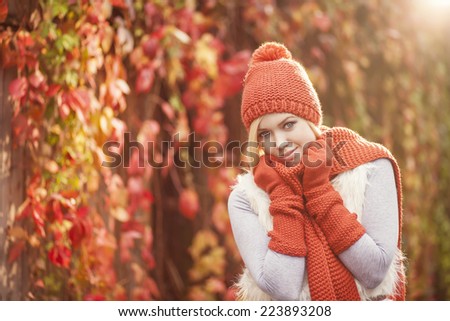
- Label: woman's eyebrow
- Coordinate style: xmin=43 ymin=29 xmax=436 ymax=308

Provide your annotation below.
xmin=258 ymin=116 xmax=295 ymax=132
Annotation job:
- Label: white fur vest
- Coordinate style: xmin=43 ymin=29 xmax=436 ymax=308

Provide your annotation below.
xmin=231 ymin=162 xmax=405 ymax=301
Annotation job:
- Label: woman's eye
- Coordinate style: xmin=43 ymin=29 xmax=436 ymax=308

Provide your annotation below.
xmin=284 ymin=121 xmax=296 ymax=129
xmin=259 ymin=131 xmax=269 ymax=139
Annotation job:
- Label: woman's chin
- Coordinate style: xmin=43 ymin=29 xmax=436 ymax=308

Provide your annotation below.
xmin=283 ymin=155 xmax=302 ymax=167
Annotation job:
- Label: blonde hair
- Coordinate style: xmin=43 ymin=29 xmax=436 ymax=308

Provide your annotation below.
xmin=244 ymin=116 xmax=322 ymax=173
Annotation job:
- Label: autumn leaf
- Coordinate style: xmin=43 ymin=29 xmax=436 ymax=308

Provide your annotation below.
xmin=140 ymin=190 xmax=154 ymax=211
xmin=15 ymin=198 xmax=31 ymax=220
xmin=189 ymin=229 xmax=218 ymax=260
xmin=7 ymin=240 xmax=26 ymax=264
xmin=205 ymin=277 xmax=226 ymax=294
xmin=69 ymin=217 xmax=92 ymax=248
xmin=8 ymin=226 xmax=28 ymax=240
xmin=49 ymin=198 xmax=64 ymax=223
xmin=111 ymin=206 xmax=129 ymax=222
xmin=213 ymin=50 xmax=251 ymax=98
xmin=46 ymin=84 xmax=61 ymax=97
xmin=194 ymin=34 xmax=218 ymax=78
xmin=44 ymin=160 xmax=59 ymax=174
xmin=32 ymin=205 xmax=46 ymax=237
xmin=135 ymin=66 xmax=155 ymax=93
xmin=8 ymin=77 xmax=28 ymax=100
xmin=28 ymin=69 xmax=45 ymax=88
xmin=48 ymin=244 xmax=71 ymax=268
xmin=179 ymin=189 xmax=199 ymax=220
xmin=0 ymin=0 xmax=7 ymax=23
xmin=212 ymin=202 xmax=230 ymax=233
xmin=116 ymin=23 xmax=134 ymax=55
xmin=142 ymin=36 xmax=159 ymax=58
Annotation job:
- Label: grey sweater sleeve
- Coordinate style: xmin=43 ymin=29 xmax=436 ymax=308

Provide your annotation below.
xmin=227 ymin=158 xmax=399 ymax=300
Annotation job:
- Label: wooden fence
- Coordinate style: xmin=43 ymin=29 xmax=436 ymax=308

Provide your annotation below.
xmin=0 ymin=67 xmax=28 ymax=300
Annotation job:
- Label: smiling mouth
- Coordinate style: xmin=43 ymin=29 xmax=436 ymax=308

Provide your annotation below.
xmin=278 ymin=147 xmax=298 ymax=160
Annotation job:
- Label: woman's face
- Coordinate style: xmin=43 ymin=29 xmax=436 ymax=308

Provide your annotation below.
xmin=258 ymin=113 xmax=316 ymax=166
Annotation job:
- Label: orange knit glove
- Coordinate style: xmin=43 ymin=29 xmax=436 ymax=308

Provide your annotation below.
xmin=302 ymin=139 xmax=366 ymax=255
xmin=254 ymin=155 xmax=307 ymax=257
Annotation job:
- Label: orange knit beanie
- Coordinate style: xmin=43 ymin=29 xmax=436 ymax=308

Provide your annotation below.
xmin=241 ymin=42 xmax=323 ymax=130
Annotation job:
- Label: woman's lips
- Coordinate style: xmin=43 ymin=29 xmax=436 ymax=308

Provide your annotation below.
xmin=277 ymin=147 xmax=298 ymax=161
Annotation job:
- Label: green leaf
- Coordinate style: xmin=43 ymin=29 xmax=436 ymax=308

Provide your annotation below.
xmin=51 ymin=0 xmax=69 ymax=19
xmin=169 ymin=95 xmax=184 ymax=112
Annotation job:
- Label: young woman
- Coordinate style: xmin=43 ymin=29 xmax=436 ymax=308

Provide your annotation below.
xmin=227 ymin=42 xmax=406 ymax=301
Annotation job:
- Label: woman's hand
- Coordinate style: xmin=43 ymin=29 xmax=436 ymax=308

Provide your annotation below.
xmin=301 ymin=138 xmax=332 ymax=194
xmin=252 ymin=155 xmax=308 ymax=257
xmin=300 ymin=138 xmax=366 ymax=254
xmin=253 ymin=155 xmax=286 ymax=195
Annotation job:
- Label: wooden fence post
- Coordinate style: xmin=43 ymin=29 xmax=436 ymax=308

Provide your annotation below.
xmin=0 ymin=68 xmax=27 ymax=300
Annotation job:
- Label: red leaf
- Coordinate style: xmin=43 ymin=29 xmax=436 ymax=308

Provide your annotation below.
xmin=46 ymin=84 xmax=61 ymax=97
xmin=179 ymin=189 xmax=199 ymax=220
xmin=141 ymin=248 xmax=155 ymax=270
xmin=58 ymin=103 xmax=71 ymax=119
xmin=214 ymin=50 xmax=251 ymax=98
xmin=144 ymin=3 xmax=157 ymax=19
xmin=26 ymin=172 xmax=41 ymax=198
xmin=110 ymin=0 xmax=127 ymax=8
xmin=121 ymin=220 xmax=145 ymax=234
xmin=32 ymin=204 xmax=46 ymax=237
xmin=69 ymin=218 xmax=92 ymax=248
xmin=60 ymin=190 xmax=80 ymax=199
xmin=58 ymin=89 xmax=90 ymax=120
xmin=52 ymin=199 xmax=64 ymax=223
xmin=142 ymin=36 xmax=159 ymax=58
xmin=135 ymin=66 xmax=154 ymax=93
xmin=220 ymin=50 xmax=251 ymax=75
xmin=0 ymin=0 xmax=8 ymax=23
xmin=140 ymin=190 xmax=154 ymax=210
xmin=48 ymin=244 xmax=71 ymax=268
xmin=7 ymin=240 xmax=26 ymax=264
xmin=28 ymin=69 xmax=45 ymax=88
xmin=76 ymin=206 xmax=89 ymax=219
xmin=127 ymin=176 xmax=144 ymax=195
xmin=181 ymin=90 xmax=197 ymax=110
xmin=8 ymin=77 xmax=28 ymax=100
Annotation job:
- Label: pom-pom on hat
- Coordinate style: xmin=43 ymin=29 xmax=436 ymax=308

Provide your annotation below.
xmin=241 ymin=42 xmax=322 ymax=131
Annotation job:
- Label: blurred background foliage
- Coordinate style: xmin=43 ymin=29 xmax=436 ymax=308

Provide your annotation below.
xmin=0 ymin=0 xmax=449 ymax=300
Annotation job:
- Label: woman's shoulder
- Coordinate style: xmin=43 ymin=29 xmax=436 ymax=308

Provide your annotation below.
xmin=365 ymin=158 xmax=395 ymax=181
xmin=228 ymin=171 xmax=252 ymax=209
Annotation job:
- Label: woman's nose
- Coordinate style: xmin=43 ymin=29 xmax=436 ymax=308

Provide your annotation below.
xmin=274 ymin=134 xmax=292 ymax=153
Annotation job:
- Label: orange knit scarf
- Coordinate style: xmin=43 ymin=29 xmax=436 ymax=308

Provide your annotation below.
xmin=274 ymin=126 xmax=405 ymax=301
